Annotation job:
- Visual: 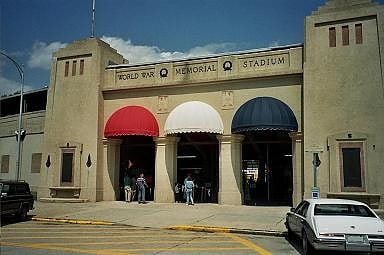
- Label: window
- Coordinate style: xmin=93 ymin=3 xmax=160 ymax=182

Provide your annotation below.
xmin=340 ymin=142 xmax=365 ymax=191
xmin=61 ymin=150 xmax=74 ymax=185
xmin=64 ymin=61 xmax=69 ymax=77
xmin=342 ymin=25 xmax=349 ymax=46
xmin=295 ymin=201 xmax=309 ymax=217
xmin=314 ymin=204 xmax=375 ymax=217
xmin=1 ymin=155 xmax=10 ymax=173
xmin=355 ymin=23 xmax=363 ymax=44
xmin=329 ymin=27 xmax=336 ymax=47
xmin=72 ymin=60 xmax=77 ymax=76
xmin=80 ymin=59 xmax=84 ymax=75
xmin=31 ymin=153 xmax=42 ymax=173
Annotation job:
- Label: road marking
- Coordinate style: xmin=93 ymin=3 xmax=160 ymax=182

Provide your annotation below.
xmin=14 ymin=240 xmax=237 ymax=246
xmin=224 ymin=233 xmax=273 ymax=255
xmin=1 ymin=242 xmax=137 ymax=255
xmin=95 ymin=247 xmax=250 ymax=252
xmin=1 ymin=234 xmax=226 ymax=239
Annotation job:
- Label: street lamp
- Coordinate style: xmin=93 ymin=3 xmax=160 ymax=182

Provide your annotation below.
xmin=0 ymin=51 xmax=24 ymax=181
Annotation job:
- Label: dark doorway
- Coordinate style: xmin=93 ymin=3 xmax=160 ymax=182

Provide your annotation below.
xmin=177 ymin=133 xmax=219 ymax=203
xmin=119 ymin=136 xmax=155 ymax=201
xmin=242 ymin=131 xmax=293 ymax=206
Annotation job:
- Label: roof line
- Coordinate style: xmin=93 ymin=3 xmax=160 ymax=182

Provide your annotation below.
xmin=106 ymin=43 xmax=303 ymax=70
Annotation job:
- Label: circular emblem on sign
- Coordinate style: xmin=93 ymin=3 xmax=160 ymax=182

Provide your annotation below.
xmin=223 ymin=61 xmax=232 ymax=71
xmin=160 ymin=68 xmax=168 ymax=78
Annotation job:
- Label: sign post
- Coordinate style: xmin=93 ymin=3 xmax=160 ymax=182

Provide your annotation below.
xmin=306 ymin=146 xmax=323 ymax=199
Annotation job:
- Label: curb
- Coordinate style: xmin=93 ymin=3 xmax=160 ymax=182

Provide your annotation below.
xmin=31 ymin=217 xmax=114 ymax=225
xmin=31 ymin=217 xmax=286 ymax=237
xmin=166 ymin=225 xmax=286 ymax=237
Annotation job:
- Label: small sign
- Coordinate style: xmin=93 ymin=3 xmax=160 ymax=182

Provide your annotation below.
xmin=305 ymin=146 xmax=324 ymax=152
xmin=311 ymin=187 xmax=320 ymax=199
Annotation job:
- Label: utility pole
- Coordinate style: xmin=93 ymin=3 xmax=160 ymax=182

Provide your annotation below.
xmin=91 ymin=0 xmax=96 ymax=38
xmin=0 ymin=51 xmax=25 ymax=181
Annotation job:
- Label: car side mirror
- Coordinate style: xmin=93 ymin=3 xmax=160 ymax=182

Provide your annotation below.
xmin=290 ymin=207 xmax=295 ymax=212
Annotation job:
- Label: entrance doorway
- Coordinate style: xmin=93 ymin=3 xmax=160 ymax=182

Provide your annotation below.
xmin=119 ymin=136 xmax=155 ymax=201
xmin=242 ymin=131 xmax=293 ymax=206
xmin=176 ymin=133 xmax=219 ymax=203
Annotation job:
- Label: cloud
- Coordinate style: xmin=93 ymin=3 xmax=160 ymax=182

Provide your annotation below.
xmin=24 ymin=37 xmax=237 ymax=71
xmin=269 ymin=41 xmax=280 ymax=47
xmin=27 ymin=41 xmax=67 ymax=70
xmin=101 ymin=36 xmax=236 ymax=64
xmin=0 ymin=76 xmax=34 ymax=97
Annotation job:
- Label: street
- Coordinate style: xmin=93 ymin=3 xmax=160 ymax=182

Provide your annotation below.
xmin=1 ymin=220 xmax=299 ymax=255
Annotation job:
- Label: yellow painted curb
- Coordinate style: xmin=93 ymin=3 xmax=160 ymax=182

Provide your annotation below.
xmin=167 ymin=225 xmax=231 ymax=233
xmin=166 ymin=225 xmax=285 ymax=237
xmin=32 ymin=217 xmax=114 ymax=225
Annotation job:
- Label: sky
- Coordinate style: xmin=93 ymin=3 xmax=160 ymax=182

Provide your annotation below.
xmin=1 ymin=0 xmax=383 ymax=96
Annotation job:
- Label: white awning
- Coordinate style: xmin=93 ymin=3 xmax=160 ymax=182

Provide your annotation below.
xmin=164 ymin=101 xmax=224 ymax=135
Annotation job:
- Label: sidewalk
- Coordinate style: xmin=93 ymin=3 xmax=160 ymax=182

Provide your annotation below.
xmin=31 ymin=201 xmax=290 ymax=236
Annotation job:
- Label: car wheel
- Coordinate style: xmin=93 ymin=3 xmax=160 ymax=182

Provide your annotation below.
xmin=17 ymin=206 xmax=28 ymax=221
xmin=302 ymin=231 xmax=315 ymax=255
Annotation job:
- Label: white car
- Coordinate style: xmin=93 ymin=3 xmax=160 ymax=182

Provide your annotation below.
xmin=285 ymin=198 xmax=384 ymax=255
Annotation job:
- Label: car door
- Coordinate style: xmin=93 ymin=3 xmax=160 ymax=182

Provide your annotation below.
xmin=290 ymin=201 xmax=310 ymax=236
xmin=287 ymin=201 xmax=304 ymax=235
xmin=1 ymin=184 xmax=18 ymax=214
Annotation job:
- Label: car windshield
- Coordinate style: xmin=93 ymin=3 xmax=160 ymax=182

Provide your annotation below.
xmin=314 ymin=204 xmax=376 ymax=217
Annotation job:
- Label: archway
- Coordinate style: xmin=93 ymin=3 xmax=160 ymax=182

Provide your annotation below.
xmin=104 ymin=105 xmax=159 ymax=201
xmin=165 ymin=101 xmax=223 ymax=203
xmin=232 ymin=97 xmax=298 ymax=206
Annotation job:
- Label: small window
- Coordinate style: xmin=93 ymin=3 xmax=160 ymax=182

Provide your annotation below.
xmin=31 ymin=153 xmax=42 ymax=173
xmin=1 ymin=155 xmax=10 ymax=173
xmin=340 ymin=142 xmax=365 ymax=191
xmin=80 ymin=59 xmax=84 ymax=75
xmin=342 ymin=25 xmax=349 ymax=46
xmin=61 ymin=150 xmax=74 ymax=185
xmin=329 ymin=27 xmax=336 ymax=47
xmin=64 ymin=61 xmax=69 ymax=77
xmin=72 ymin=60 xmax=77 ymax=76
xmin=355 ymin=24 xmax=363 ymax=44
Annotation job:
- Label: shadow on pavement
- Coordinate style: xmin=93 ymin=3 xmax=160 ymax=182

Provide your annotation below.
xmin=1 ymin=215 xmax=33 ymax=227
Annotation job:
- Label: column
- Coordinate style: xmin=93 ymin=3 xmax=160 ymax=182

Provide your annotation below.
xmin=154 ymin=136 xmax=180 ymax=202
xmin=102 ymin=138 xmax=122 ymax=201
xmin=217 ymin=134 xmax=244 ymax=205
xmin=290 ymin=132 xmax=303 ymax=207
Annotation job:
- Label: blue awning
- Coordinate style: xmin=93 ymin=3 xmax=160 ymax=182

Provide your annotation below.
xmin=231 ymin=97 xmax=298 ymax=133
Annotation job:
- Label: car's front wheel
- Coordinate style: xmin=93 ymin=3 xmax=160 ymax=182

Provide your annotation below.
xmin=17 ymin=205 xmax=28 ymax=221
xmin=302 ymin=231 xmax=315 ymax=255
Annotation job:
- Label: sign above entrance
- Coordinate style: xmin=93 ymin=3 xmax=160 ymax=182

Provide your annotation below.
xmin=107 ymin=46 xmax=301 ymax=90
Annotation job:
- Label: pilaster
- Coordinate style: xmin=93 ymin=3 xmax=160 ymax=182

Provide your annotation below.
xmin=102 ymin=138 xmax=122 ymax=201
xmin=217 ymin=134 xmax=244 ymax=205
xmin=154 ymin=136 xmax=180 ymax=202
xmin=290 ymin=132 xmax=303 ymax=207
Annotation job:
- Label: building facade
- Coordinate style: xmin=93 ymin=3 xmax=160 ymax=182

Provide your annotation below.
xmin=1 ymin=0 xmax=383 ymax=208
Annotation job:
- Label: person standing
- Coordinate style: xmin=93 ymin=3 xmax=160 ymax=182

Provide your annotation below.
xmin=174 ymin=182 xmax=182 ymax=203
xmin=185 ymin=176 xmax=194 ymax=205
xmin=130 ymin=175 xmax=136 ymax=202
xmin=136 ymin=173 xmax=148 ymax=204
xmin=123 ymin=173 xmax=132 ymax=202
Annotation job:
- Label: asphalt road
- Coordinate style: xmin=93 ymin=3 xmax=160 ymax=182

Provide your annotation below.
xmin=1 ymin=220 xmax=300 ymax=255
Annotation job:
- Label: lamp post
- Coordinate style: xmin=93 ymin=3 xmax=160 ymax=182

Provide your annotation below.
xmin=0 ymin=51 xmax=24 ymax=181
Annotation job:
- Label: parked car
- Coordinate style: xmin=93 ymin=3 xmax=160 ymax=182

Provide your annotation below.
xmin=285 ymin=198 xmax=384 ymax=255
xmin=0 ymin=180 xmax=34 ymax=220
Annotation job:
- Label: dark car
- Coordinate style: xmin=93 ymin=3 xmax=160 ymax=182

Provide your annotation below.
xmin=0 ymin=180 xmax=34 ymax=220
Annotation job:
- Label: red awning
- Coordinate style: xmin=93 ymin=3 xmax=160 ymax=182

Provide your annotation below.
xmin=104 ymin=106 xmax=159 ymax=137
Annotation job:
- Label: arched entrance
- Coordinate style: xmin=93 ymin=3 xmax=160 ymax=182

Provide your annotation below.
xmin=104 ymin=105 xmax=159 ymax=201
xmin=232 ymin=97 xmax=298 ymax=206
xmin=165 ymin=101 xmax=223 ymax=203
